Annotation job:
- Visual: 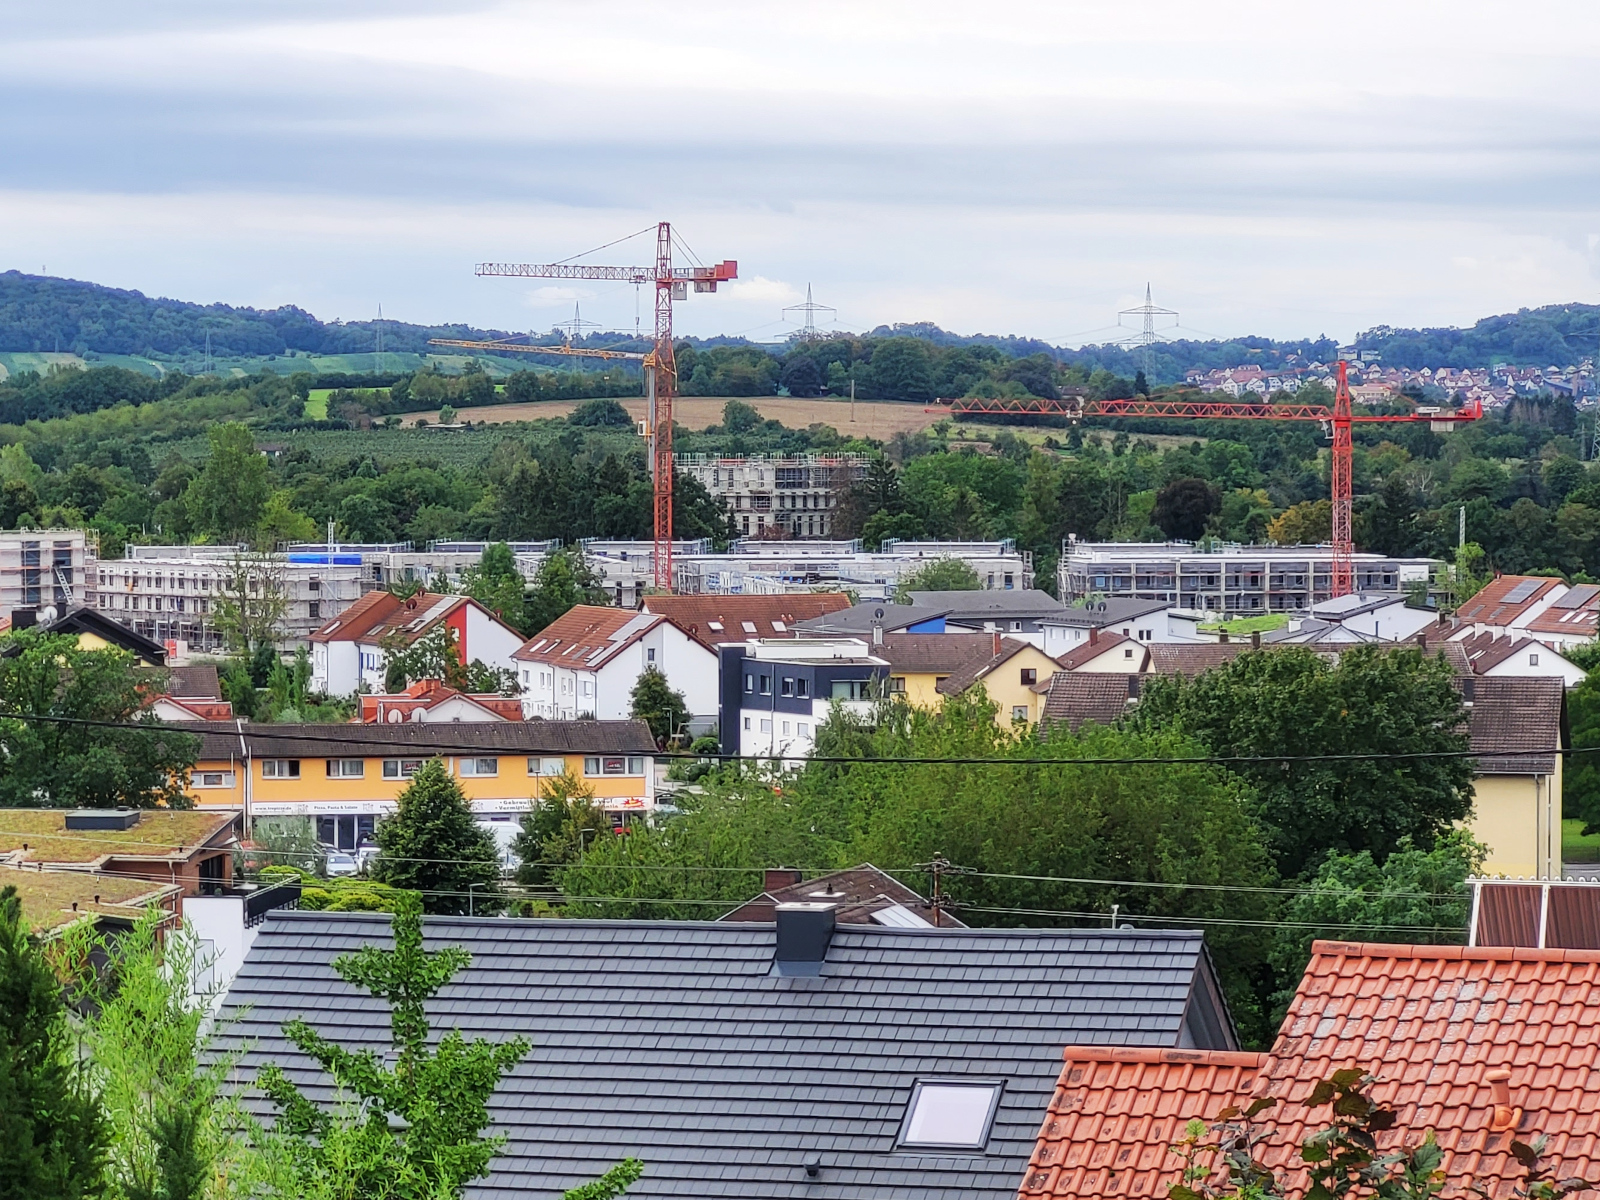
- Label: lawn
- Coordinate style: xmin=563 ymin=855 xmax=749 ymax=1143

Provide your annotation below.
xmin=1564 ymin=818 xmax=1600 ymax=864
xmin=1197 ymin=613 xmax=1290 ymax=634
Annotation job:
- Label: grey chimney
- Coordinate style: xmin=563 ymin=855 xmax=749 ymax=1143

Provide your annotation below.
xmin=774 ymin=902 xmax=835 ymax=976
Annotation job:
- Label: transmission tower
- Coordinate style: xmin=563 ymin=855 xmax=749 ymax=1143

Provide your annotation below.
xmin=1117 ymin=284 xmax=1179 ymax=379
xmin=554 ymin=302 xmax=604 ymax=344
xmin=374 ymin=304 xmax=385 ymax=372
xmin=783 ymin=284 xmax=837 ymax=341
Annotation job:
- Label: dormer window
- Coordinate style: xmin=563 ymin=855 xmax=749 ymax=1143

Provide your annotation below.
xmin=897 ymin=1081 xmax=1003 ymax=1151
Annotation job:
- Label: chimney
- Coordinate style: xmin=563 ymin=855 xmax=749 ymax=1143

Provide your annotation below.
xmin=774 ymin=902 xmax=835 ymax=976
xmin=1250 ymin=631 xmax=1261 ymax=649
xmin=1418 ymin=632 xmax=1427 ymax=650
xmin=1485 ymin=1069 xmax=1521 ymax=1132
xmin=10 ymin=609 xmax=36 ymax=630
xmin=992 ymin=631 xmax=1001 ymax=656
xmin=764 ymin=868 xmax=803 ymax=892
xmin=1218 ymin=629 xmax=1229 ymax=644
xmin=1089 ymin=626 xmax=1099 ymax=646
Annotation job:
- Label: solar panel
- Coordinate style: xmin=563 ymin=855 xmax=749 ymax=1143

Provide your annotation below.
xmin=1553 ymin=584 xmax=1600 ymax=609
xmin=1502 ymin=580 xmax=1541 ymax=604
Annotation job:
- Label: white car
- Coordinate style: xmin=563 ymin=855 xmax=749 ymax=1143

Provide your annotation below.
xmin=324 ymin=851 xmax=358 ymax=878
xmin=355 ymin=844 xmax=382 ymax=873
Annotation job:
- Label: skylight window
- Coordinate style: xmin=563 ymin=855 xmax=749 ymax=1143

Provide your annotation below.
xmin=742 ymin=621 xmax=758 ymax=633
xmin=897 ymin=1081 xmax=1003 ymax=1150
xmin=771 ymin=620 xmax=787 ymax=632
xmin=707 ymin=621 xmax=724 ymax=632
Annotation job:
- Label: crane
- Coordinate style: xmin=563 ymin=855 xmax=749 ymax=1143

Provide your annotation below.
xmin=426 ymin=337 xmax=648 ymax=364
xmin=471 ymin=223 xmax=737 ymax=590
xmin=947 ymin=361 xmax=1482 ymax=597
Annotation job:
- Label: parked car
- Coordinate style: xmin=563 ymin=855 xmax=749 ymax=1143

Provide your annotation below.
xmin=355 ymin=843 xmax=381 ymax=873
xmin=324 ymin=851 xmax=358 ymax=878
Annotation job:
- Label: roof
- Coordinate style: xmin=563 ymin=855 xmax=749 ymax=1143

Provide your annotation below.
xmin=1036 ymin=599 xmax=1174 ymax=628
xmin=1455 ymin=575 xmax=1565 ymax=628
xmin=512 ymin=606 xmax=683 ymax=670
xmin=718 ymin=864 xmax=966 ymax=928
xmin=0 ymin=809 xmax=238 ymax=866
xmin=1465 ymin=676 xmax=1566 ymax=774
xmin=1 ymin=607 xmax=169 ymax=665
xmin=1470 ymin=878 xmax=1600 ymax=950
xmin=904 ymin=590 xmax=1069 ymax=621
xmin=1142 ymin=643 xmax=1247 ymax=676
xmin=1457 ymin=632 xmax=1554 ymax=676
xmin=791 ymin=602 xmax=940 ymax=637
xmin=309 ymin=590 xmax=478 ymax=646
xmin=0 ymin=864 xmax=180 ymax=934
xmin=188 ymin=719 xmax=656 ymax=760
xmin=1039 ymin=674 xmax=1139 ymax=731
xmin=642 ymin=594 xmax=852 ymax=649
xmin=1018 ymin=1048 xmax=1265 ymax=1199
xmin=216 ymin=916 xmax=1235 ymax=1200
xmin=874 ymin=633 xmax=997 ymax=676
xmin=935 ymin=636 xmax=1037 ymax=695
xmin=358 ymin=680 xmax=524 ymax=723
xmin=1525 ymin=582 xmax=1600 ymax=636
xmin=1056 ymin=633 xmax=1140 ymax=671
xmin=167 ymin=664 xmax=222 ymax=699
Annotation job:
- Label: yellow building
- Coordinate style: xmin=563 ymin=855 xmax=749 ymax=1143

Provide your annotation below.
xmin=1461 ymin=677 xmax=1566 ymax=879
xmin=2 ymin=606 xmax=169 ymax=666
xmin=934 ymin=636 xmax=1069 ymax=725
xmin=187 ymin=720 xmax=658 ymax=851
xmin=879 ymin=633 xmax=999 ymax=708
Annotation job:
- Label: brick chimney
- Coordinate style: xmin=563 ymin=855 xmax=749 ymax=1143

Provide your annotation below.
xmin=764 ymin=868 xmax=803 ymax=892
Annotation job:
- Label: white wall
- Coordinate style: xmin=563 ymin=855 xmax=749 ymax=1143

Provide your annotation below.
xmin=463 ymin=605 xmax=525 ymax=673
xmin=184 ymin=896 xmax=257 ymax=1003
xmin=1480 ymin=646 xmax=1587 ymax=688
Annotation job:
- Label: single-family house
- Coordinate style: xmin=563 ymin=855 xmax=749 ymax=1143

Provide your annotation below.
xmin=358 ymin=679 xmax=525 ymax=723
xmin=1452 ymin=575 xmax=1569 ymax=640
xmin=1455 ymin=632 xmax=1586 ymax=687
xmin=309 ymin=590 xmax=525 ymax=696
xmin=935 ymin=636 xmax=1073 ymax=725
xmin=876 ymin=632 xmax=997 ymax=706
xmin=1038 ymin=599 xmax=1204 ymax=657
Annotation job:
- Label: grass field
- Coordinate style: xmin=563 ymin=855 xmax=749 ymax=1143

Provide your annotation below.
xmin=1198 ymin=614 xmax=1290 ymax=634
xmin=1564 ymin=818 xmax=1600 ymax=865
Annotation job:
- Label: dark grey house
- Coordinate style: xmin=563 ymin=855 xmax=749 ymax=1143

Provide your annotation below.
xmin=217 ymin=907 xmax=1237 ymax=1200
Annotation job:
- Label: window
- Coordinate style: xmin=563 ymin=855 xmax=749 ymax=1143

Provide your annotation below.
xmin=1530 ymin=653 xmax=1540 ymax=665
xmin=782 ymin=721 xmax=791 ymax=735
xmin=529 ymin=757 xmax=566 ymax=776
xmin=708 ymin=621 xmax=724 ymax=632
xmin=326 ymin=759 xmax=365 ymax=778
xmin=759 ymin=719 xmax=773 ymax=733
xmin=796 ymin=678 xmax=809 ymax=698
xmin=742 ymin=621 xmax=758 ymax=633
xmin=459 ymin=758 xmax=498 ymax=777
xmin=797 ymin=722 xmax=809 ymax=736
xmin=771 ymin=620 xmax=787 ymax=632
xmin=898 ymin=1081 xmax=1004 ymax=1150
xmin=1012 ymin=706 xmax=1029 ymax=723
xmin=759 ymin=674 xmax=771 ymax=695
xmin=583 ymin=756 xmax=637 ymax=776
xmin=832 ymin=679 xmax=872 ymax=701
xmin=627 ymin=757 xmax=645 ymax=775
xmin=383 ymin=758 xmax=425 ymax=779
xmin=1139 ymin=629 xmax=1152 ymax=641
xmin=1010 ymin=621 xmax=1021 ymax=632
xmin=308 ymin=600 xmax=320 ymax=620
xmin=192 ymin=771 xmax=236 ymax=789
xmin=1124 ymin=648 xmax=1134 ymax=659
xmin=646 ymin=648 xmax=656 ymax=663
xmin=1019 ymin=668 xmax=1037 ymax=685
xmin=781 ymin=677 xmax=794 ymax=697
xmin=262 ymin=760 xmax=300 ymax=779
xmin=889 ymin=676 xmax=907 ymax=694
xmin=744 ymin=673 xmax=755 ymax=693
xmin=743 ymin=717 xmax=751 ymax=730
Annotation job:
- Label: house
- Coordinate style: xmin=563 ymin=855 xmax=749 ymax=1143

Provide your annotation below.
xmin=719 ymin=864 xmax=965 ymax=928
xmin=308 ymin=590 xmax=525 ymax=696
xmin=1455 ymin=632 xmax=1586 ymax=687
xmin=641 ymin=592 xmax=853 ymax=650
xmin=512 ymin=605 xmax=717 ymax=732
xmin=718 ymin=638 xmax=889 ymax=759
xmin=935 ymin=636 xmax=1070 ymax=724
xmin=0 ymin=808 xmax=239 ymax=902
xmin=146 ymin=663 xmax=235 ymax=722
xmin=1020 ymin=939 xmax=1600 ymax=1200
xmin=1523 ymin=582 xmax=1600 ymax=649
xmin=3 ymin=605 xmax=168 ymax=666
xmin=216 ymin=910 xmax=1237 ymax=1200
xmin=1452 ymin=574 xmax=1569 ymax=640
xmin=1463 ymin=677 xmax=1566 ymax=878
xmin=1038 ymin=673 xmax=1141 ymax=732
xmin=795 ymin=590 xmax=1069 ymax=650
xmin=1038 ymin=599 xmax=1205 ymax=658
xmin=876 ymin=632 xmax=997 ymax=706
xmin=1053 ymin=630 xmax=1147 ymax=673
xmin=357 ymin=679 xmax=524 ymax=723
xmin=181 ymin=719 xmax=658 ymax=850
xmin=1295 ymin=593 xmax=1441 ymax=641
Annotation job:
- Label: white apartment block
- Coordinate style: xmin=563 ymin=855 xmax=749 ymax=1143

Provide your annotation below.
xmin=286 ymin=541 xmax=561 ymax=591
xmin=0 ymin=529 xmax=94 ymax=619
xmin=676 ymin=454 xmax=870 ymax=539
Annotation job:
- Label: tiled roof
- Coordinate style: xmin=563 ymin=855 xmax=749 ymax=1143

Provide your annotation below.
xmin=1143 ymin=644 xmax=1247 ymax=676
xmin=1526 ymin=583 xmax=1600 ymax=636
xmin=876 ymin=633 xmax=996 ymax=675
xmin=1037 ymin=599 xmax=1174 ymax=628
xmin=309 ymin=590 xmax=470 ymax=646
xmin=187 ymin=719 xmax=656 ymax=760
xmin=904 ymin=590 xmax=1069 ymax=620
xmin=357 ymin=680 xmax=524 ymax=722
xmin=643 ymin=593 xmax=851 ymax=649
xmin=215 ymin=916 xmax=1234 ymax=1200
xmin=1455 ymin=575 xmax=1565 ymax=627
xmin=167 ymin=665 xmax=222 ymax=699
xmin=1018 ymin=1048 xmax=1265 ymax=1199
xmin=1056 ymin=633 xmax=1140 ymax=671
xmin=935 ymin=636 xmax=1034 ymax=695
xmin=718 ymin=864 xmax=965 ymax=927
xmin=1466 ymin=676 xmax=1565 ymax=774
xmin=1039 ymin=674 xmax=1138 ymax=730
xmin=512 ymin=605 xmax=662 ymax=668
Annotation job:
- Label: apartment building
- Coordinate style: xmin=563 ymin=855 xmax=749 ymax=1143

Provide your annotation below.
xmin=670 ymin=539 xmax=1035 ymax=599
xmin=676 ymin=454 xmax=870 ymax=538
xmin=1058 ymin=538 xmax=1437 ymax=613
xmin=717 ymin=638 xmax=889 ymax=760
xmin=287 ymin=541 xmax=560 ymax=591
xmin=0 ymin=529 xmax=94 ymax=617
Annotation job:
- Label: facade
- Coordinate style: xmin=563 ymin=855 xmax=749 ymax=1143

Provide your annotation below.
xmin=287 ymin=541 xmax=560 ymax=592
xmin=0 ymin=528 xmax=94 ymax=617
xmin=1037 ymin=599 xmax=1205 ymax=657
xmin=935 ymin=636 xmax=1069 ymax=725
xmin=670 ymin=539 xmax=1035 ymax=599
xmin=1058 ymin=538 xmax=1438 ymax=612
xmin=184 ymin=720 xmax=659 ymax=848
xmin=676 ymin=453 xmax=871 ymax=539
xmin=512 ymin=605 xmax=718 ymax=730
xmin=718 ymin=638 xmax=889 ymax=759
xmin=1464 ymin=677 xmax=1566 ymax=879
xmin=877 ymin=633 xmax=997 ymax=707
xmin=309 ymin=590 xmax=525 ymax=695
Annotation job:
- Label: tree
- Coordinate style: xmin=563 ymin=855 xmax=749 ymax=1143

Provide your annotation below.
xmin=568 ymin=399 xmax=632 ymax=427
xmin=512 ymin=771 xmax=610 ymax=885
xmin=184 ymin=423 xmax=271 ymax=540
xmin=892 ymin=556 xmax=981 ymax=600
xmin=0 ymin=885 xmax=107 ymax=1200
xmin=721 ymin=399 xmax=761 ymax=434
xmin=1152 ymin=478 xmax=1221 ymax=541
xmin=526 ymin=548 xmax=605 ymax=635
xmin=371 ymin=760 xmax=505 ymax=916
xmin=1128 ymin=646 xmax=1474 ymax=879
xmin=1266 ymin=498 xmax=1332 ymax=546
xmin=459 ymin=542 xmax=527 ymax=635
xmin=630 ymin=666 xmax=689 ymax=745
xmin=257 ymin=490 xmax=318 ymax=547
xmin=212 ymin=551 xmax=289 ymax=658
xmin=438 ymin=404 xmax=458 ymax=425
xmin=380 ymin=624 xmax=515 ymax=696
xmin=0 ymin=630 xmax=198 ymax=809
xmin=867 ymin=338 xmax=935 ymax=402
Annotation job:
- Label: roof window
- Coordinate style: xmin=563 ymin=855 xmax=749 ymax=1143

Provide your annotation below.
xmin=898 ymin=1081 xmax=1003 ymax=1150
xmin=742 ymin=621 xmax=758 ymax=633
xmin=707 ymin=621 xmax=724 ymax=632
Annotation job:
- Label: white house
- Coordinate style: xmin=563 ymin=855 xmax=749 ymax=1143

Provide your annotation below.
xmin=1038 ymin=600 xmax=1205 ymax=658
xmin=1302 ymin=593 xmax=1442 ymax=642
xmin=513 ymin=605 xmax=719 ymax=734
xmin=1457 ymin=632 xmax=1587 ymax=688
xmin=309 ymin=590 xmax=526 ymax=696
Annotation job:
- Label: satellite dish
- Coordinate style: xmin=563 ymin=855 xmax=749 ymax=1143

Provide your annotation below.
xmin=40 ymin=605 xmax=58 ymax=624
xmin=387 ymin=710 xmax=402 ymax=723
xmin=874 ymin=608 xmax=885 ymax=619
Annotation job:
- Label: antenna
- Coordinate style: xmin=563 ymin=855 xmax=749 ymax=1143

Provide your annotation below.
xmin=1117 ymin=284 xmax=1179 ymax=380
xmin=554 ymin=302 xmax=603 ymax=344
xmin=203 ymin=329 xmax=214 ymax=376
xmin=783 ymin=284 xmax=837 ymax=341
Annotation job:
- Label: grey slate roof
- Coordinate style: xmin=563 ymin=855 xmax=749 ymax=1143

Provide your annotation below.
xmin=216 ymin=914 xmax=1232 ymax=1200
xmin=186 ymin=719 xmax=656 ymax=760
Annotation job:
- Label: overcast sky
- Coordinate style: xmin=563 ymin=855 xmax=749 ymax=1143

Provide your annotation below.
xmin=6 ymin=1 xmax=1600 ymax=346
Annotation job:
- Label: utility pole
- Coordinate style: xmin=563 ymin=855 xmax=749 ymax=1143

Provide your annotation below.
xmin=850 ymin=378 xmax=856 ymax=424
xmin=929 ymin=854 xmax=948 ymax=928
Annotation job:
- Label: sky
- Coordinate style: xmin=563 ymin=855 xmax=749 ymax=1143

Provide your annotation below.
xmin=6 ymin=1 xmax=1600 ymax=348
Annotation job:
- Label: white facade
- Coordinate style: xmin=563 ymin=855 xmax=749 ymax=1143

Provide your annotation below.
xmin=729 ymin=638 xmax=886 ymax=761
xmin=1039 ymin=608 xmax=1205 ymax=657
xmin=517 ymin=615 xmax=718 ymax=731
xmin=1474 ymin=643 xmax=1587 ymax=688
xmin=311 ymin=597 xmax=526 ymax=695
xmin=0 ymin=529 xmax=94 ymax=618
xmin=677 ymin=454 xmax=870 ymax=539
xmin=1306 ymin=594 xmax=1441 ymax=642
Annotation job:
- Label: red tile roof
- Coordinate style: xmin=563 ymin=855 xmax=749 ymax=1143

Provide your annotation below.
xmin=1142 ymin=643 xmax=1248 ymax=676
xmin=641 ymin=594 xmax=852 ymax=650
xmin=935 ymin=636 xmax=1036 ymax=695
xmin=1018 ymin=1048 xmax=1265 ymax=1199
xmin=1056 ymin=633 xmax=1140 ymax=671
xmin=512 ymin=605 xmax=655 ymax=668
xmin=357 ymin=679 xmax=523 ymax=722
xmin=1038 ymin=673 xmax=1138 ymax=730
xmin=1526 ymin=584 xmax=1600 ymax=637
xmin=309 ymin=590 xmax=471 ymax=646
xmin=1455 ymin=575 xmax=1565 ymax=628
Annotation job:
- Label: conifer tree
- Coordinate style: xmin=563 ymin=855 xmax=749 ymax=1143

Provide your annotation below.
xmin=629 ymin=666 xmax=690 ymax=745
xmin=372 ymin=759 xmax=505 ymax=915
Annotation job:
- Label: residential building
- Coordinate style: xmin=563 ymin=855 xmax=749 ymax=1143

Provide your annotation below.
xmin=217 ymin=911 xmax=1236 ymax=1200
xmin=876 ymin=633 xmax=997 ymax=706
xmin=675 ymin=453 xmax=870 ymax=538
xmin=1053 ymin=629 xmax=1147 ymax=673
xmin=719 ymin=864 xmax=964 ymax=927
xmin=640 ymin=592 xmax=852 ymax=649
xmin=1264 ymin=593 xmax=1442 ymax=644
xmin=182 ymin=720 xmax=658 ymax=848
xmin=358 ymin=679 xmax=525 ymax=723
xmin=1058 ymin=538 xmax=1438 ymax=612
xmin=185 ymin=877 xmax=303 ymax=997
xmin=936 ymin=636 xmax=1069 ymax=725
xmin=149 ymin=663 xmax=234 ymax=721
xmin=308 ymin=590 xmax=525 ymax=696
xmin=718 ymin=638 xmax=889 ymax=759
xmin=1452 ymin=574 xmax=1570 ymax=639
xmin=2 ymin=605 xmax=168 ymax=665
xmin=512 ymin=605 xmax=717 ymax=731
xmin=97 ymin=546 xmax=363 ymax=653
xmin=0 ymin=529 xmax=94 ymax=615
xmin=287 ymin=541 xmax=561 ymax=592
xmin=669 ymin=539 xmax=1035 ymax=599
xmin=796 ymin=590 xmax=1067 ymax=647
xmin=1021 ymin=939 xmax=1600 ymax=1200
xmin=1455 ymin=632 xmax=1586 ymax=687
xmin=0 ymin=809 xmax=239 ymax=902
xmin=1037 ymin=598 xmax=1205 ymax=657
xmin=1523 ymin=582 xmax=1600 ymax=648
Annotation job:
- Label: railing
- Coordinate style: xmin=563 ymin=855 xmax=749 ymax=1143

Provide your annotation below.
xmin=244 ymin=881 xmax=302 ymax=928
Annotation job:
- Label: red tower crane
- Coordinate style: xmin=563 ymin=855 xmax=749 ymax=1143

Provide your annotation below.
xmin=947 ymin=361 xmax=1481 ymax=597
xmin=474 ymin=223 xmax=737 ymax=591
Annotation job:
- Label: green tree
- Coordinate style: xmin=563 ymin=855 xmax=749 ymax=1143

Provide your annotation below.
xmin=257 ymin=490 xmax=319 ymax=547
xmin=1128 ymin=646 xmax=1474 ymax=879
xmin=1565 ymin=661 xmax=1600 ymax=834
xmin=0 ymin=885 xmax=107 ymax=1200
xmin=184 ymin=423 xmax=271 ymax=540
xmin=720 ymin=399 xmax=761 ymax=434
xmin=892 ymin=556 xmax=981 ymax=600
xmin=380 ymin=624 xmax=515 ymax=695
xmin=568 ymin=399 xmax=631 ymax=427
xmin=0 ymin=630 xmax=198 ymax=809
xmin=526 ymin=548 xmax=605 ymax=635
xmin=212 ymin=552 xmax=289 ymax=659
xmin=459 ymin=542 xmax=527 ymax=635
xmin=1152 ymin=478 xmax=1222 ymax=541
xmin=630 ymin=666 xmax=689 ymax=744
xmin=512 ymin=771 xmax=610 ymax=886
xmin=371 ymin=760 xmax=505 ymax=916
xmin=1267 ymin=499 xmax=1332 ymax=545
